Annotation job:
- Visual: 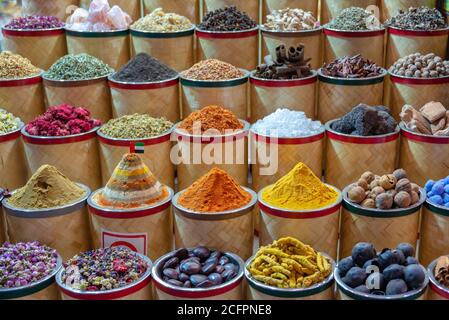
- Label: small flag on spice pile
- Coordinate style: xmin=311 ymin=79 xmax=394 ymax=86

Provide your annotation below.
xmin=130 ymin=142 xmax=144 ymax=154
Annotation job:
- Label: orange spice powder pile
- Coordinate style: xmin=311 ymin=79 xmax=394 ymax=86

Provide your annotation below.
xmin=178 ymin=168 xmax=252 ymax=213
xmin=178 ymin=105 xmax=243 ymax=134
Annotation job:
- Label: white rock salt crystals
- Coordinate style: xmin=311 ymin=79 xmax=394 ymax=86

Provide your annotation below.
xmin=252 ymin=109 xmax=324 ymax=138
xmin=264 ymin=8 xmax=320 ymax=31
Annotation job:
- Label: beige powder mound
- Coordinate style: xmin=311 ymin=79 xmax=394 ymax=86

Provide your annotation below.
xmin=8 ymin=165 xmax=86 ymax=209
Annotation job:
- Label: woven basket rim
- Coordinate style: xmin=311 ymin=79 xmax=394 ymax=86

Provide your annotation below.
xmin=250 ymin=126 xmax=325 ymax=140
xmin=174 ymin=120 xmax=250 ymax=140
xmin=2 ymin=25 xmax=65 ymax=32
xmin=0 ymin=70 xmax=43 ymax=83
xmin=195 ymin=25 xmax=259 ymax=34
xmin=179 ymin=68 xmax=250 ymax=84
xmin=97 ymin=124 xmax=174 ymax=143
xmin=42 ymin=72 xmax=112 ymax=84
xmin=427 ymin=258 xmax=449 ymax=296
xmin=249 ymin=69 xmax=318 ymax=82
xmin=325 ymin=120 xmax=400 ymax=140
xmin=400 ymin=122 xmax=449 ymax=142
xmin=318 ymin=68 xmax=387 ymax=82
xmin=323 ymin=25 xmax=386 ymax=33
xmin=21 ymin=126 xmax=99 ymax=141
xmin=387 ymin=25 xmax=449 ymax=33
xmin=151 ymin=251 xmax=244 ymax=296
xmin=0 ymin=121 xmax=24 ymax=139
xmin=108 ymin=73 xmax=179 ymax=86
xmin=130 ymin=25 xmax=195 ymax=35
xmin=389 ymin=71 xmax=449 ymax=82
xmin=260 ymin=25 xmax=323 ymax=35
xmin=245 ymin=253 xmax=335 ymax=297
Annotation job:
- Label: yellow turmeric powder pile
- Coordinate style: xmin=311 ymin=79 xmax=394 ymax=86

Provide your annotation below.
xmin=261 ymin=162 xmax=339 ymax=210
xmin=248 ymin=237 xmax=332 ymax=289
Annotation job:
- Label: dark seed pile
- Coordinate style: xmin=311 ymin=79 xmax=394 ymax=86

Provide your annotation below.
xmin=386 ymin=6 xmax=447 ymax=31
xmin=199 ymin=6 xmax=257 ymax=31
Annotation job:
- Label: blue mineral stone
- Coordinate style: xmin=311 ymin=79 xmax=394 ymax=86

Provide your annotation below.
xmin=427 ymin=191 xmax=435 ymax=198
xmin=443 ymin=193 xmax=449 ymax=204
xmin=424 ymin=180 xmax=435 ymax=192
xmin=443 ymin=177 xmax=449 ymax=185
xmin=444 ymin=185 xmax=449 ymax=193
xmin=430 ymin=195 xmax=444 ymax=205
xmin=431 ymin=182 xmax=445 ymax=195
xmin=445 ymin=203 xmax=449 ymax=208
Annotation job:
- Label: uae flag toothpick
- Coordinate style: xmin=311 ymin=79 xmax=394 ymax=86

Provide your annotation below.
xmin=130 ymin=142 xmax=144 ymax=154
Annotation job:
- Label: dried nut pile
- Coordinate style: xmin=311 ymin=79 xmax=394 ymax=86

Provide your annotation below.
xmin=389 ymin=53 xmax=449 ymax=78
xmin=0 ymin=51 xmax=40 ymax=79
xmin=401 ymin=102 xmax=449 ymax=136
xmin=425 ymin=176 xmax=449 ymax=207
xmin=100 ymin=114 xmax=173 ymax=139
xmin=45 ymin=54 xmax=113 ymax=81
xmin=264 ymin=8 xmax=319 ymax=31
xmin=61 ymin=247 xmax=148 ymax=291
xmin=0 ymin=109 xmax=22 ymax=135
xmin=435 ymin=256 xmax=449 ymax=288
xmin=348 ymin=169 xmax=421 ymax=210
xmin=255 ymin=44 xmax=312 ymax=79
xmin=338 ymin=242 xmax=426 ymax=296
xmin=0 ymin=241 xmax=59 ymax=289
xmin=331 ymin=104 xmax=397 ymax=136
xmin=321 ymin=55 xmax=384 ymax=78
xmin=131 ymin=8 xmax=192 ymax=32
xmin=5 ymin=15 xmax=64 ymax=29
xmin=387 ymin=6 xmax=447 ymax=31
xmin=161 ymin=247 xmax=238 ymax=288
xmin=182 ymin=59 xmax=244 ymax=81
xmin=327 ymin=7 xmax=381 ymax=31
xmin=248 ymin=237 xmax=332 ymax=289
xmin=199 ymin=6 xmax=257 ymax=31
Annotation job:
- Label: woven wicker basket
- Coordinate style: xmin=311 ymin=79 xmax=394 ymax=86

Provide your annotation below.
xmin=180 ymin=71 xmax=249 ymax=120
xmin=21 ymin=0 xmax=78 ymax=20
xmin=324 ymin=121 xmax=400 ymax=190
xmin=196 ymin=27 xmax=259 ymax=72
xmin=130 ymin=27 xmax=194 ymax=72
xmin=21 ymin=127 xmax=102 ymax=190
xmin=339 ymin=185 xmax=425 ymax=259
xmin=152 ymin=251 xmax=245 ymax=300
xmin=388 ymin=73 xmax=449 ymax=122
xmin=2 ymin=27 xmax=67 ymax=70
xmin=65 ymin=28 xmax=130 ymax=70
xmin=420 ymin=201 xmax=449 ymax=266
xmin=250 ymin=71 xmax=318 ymax=122
xmin=174 ymin=121 xmax=249 ymax=191
xmin=258 ymin=185 xmax=342 ymax=259
xmin=203 ymin=0 xmax=260 ymax=21
xmin=80 ymin=0 xmax=142 ymax=21
xmin=173 ymin=188 xmax=256 ymax=260
xmin=3 ymin=184 xmax=92 ymax=260
xmin=260 ymin=27 xmax=323 ymax=70
xmin=0 ymin=256 xmax=61 ymax=300
xmin=427 ymin=258 xmax=449 ymax=300
xmin=0 ymin=73 xmax=45 ymax=123
xmin=317 ymin=69 xmax=386 ymax=124
xmin=57 ymin=253 xmax=153 ymax=300
xmin=245 ymin=254 xmax=335 ymax=300
xmin=399 ymin=123 xmax=449 ymax=187
xmin=108 ymin=75 xmax=180 ymax=122
xmin=97 ymin=128 xmax=174 ymax=189
xmin=43 ymin=74 xmax=113 ymax=123
xmin=143 ymin=0 xmax=199 ymax=24
xmin=0 ymin=125 xmax=27 ymax=191
xmin=321 ymin=0 xmax=380 ymax=24
xmin=323 ymin=27 xmax=385 ymax=67
xmin=88 ymin=187 xmax=174 ymax=262
xmin=386 ymin=27 xmax=449 ymax=68
xmin=380 ymin=0 xmax=437 ymax=21
xmin=262 ymin=0 xmax=319 ymax=22
xmin=335 ymin=264 xmax=429 ymax=300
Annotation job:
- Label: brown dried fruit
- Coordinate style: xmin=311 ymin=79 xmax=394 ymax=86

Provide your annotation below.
xmin=392 ymin=169 xmax=407 ymax=181
xmin=379 ymin=174 xmax=397 ymax=190
xmin=370 ymin=180 xmax=379 ymax=189
xmin=410 ymin=183 xmax=420 ymax=194
xmin=396 ymin=178 xmax=412 ymax=193
xmin=376 ymin=193 xmax=393 ymax=210
xmin=410 ymin=191 xmax=420 ymax=204
xmin=348 ymin=186 xmax=366 ymax=203
xmin=361 ymin=171 xmax=375 ymax=184
xmin=372 ymin=186 xmax=385 ymax=196
xmin=394 ymin=191 xmax=411 ymax=208
xmin=361 ymin=198 xmax=376 ymax=208
xmin=387 ymin=189 xmax=397 ymax=198
xmin=357 ymin=179 xmax=369 ymax=190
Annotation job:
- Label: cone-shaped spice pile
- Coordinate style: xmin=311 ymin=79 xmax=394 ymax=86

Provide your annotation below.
xmin=179 ymin=168 xmax=251 ymax=213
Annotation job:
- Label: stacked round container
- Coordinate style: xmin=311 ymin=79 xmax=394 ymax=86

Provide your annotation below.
xmin=130 ymin=27 xmax=195 ymax=72
xmin=262 ymin=0 xmax=319 ymax=22
xmin=339 ymin=185 xmax=426 ymax=258
xmin=0 ymin=72 xmax=45 ymax=123
xmin=320 ymin=0 xmax=380 ymax=24
xmin=56 ymin=253 xmax=153 ymax=300
xmin=427 ymin=257 xmax=449 ymax=300
xmin=152 ymin=251 xmax=245 ymax=300
xmin=380 ymin=0 xmax=437 ymax=21
xmin=317 ymin=69 xmax=387 ymax=123
xmin=323 ymin=27 xmax=386 ymax=67
xmin=385 ymin=26 xmax=449 ymax=68
xmin=88 ymin=187 xmax=174 ymax=261
xmin=196 ymin=27 xmax=259 ymax=72
xmin=260 ymin=27 xmax=323 ymax=71
xmin=180 ymin=71 xmax=249 ymax=120
xmin=172 ymin=189 xmax=257 ymax=261
xmin=2 ymin=26 xmax=67 ymax=70
xmin=325 ymin=121 xmax=400 ymax=190
xmin=21 ymin=0 xmax=79 ymax=20
xmin=108 ymin=74 xmax=180 ymax=122
xmin=250 ymin=71 xmax=318 ymax=122
xmin=245 ymin=254 xmax=335 ymax=300
xmin=203 ymin=0 xmax=260 ymax=22
xmin=143 ymin=0 xmax=200 ymax=24
xmin=43 ymin=73 xmax=113 ymax=123
xmin=2 ymin=184 xmax=92 ymax=260
xmin=97 ymin=127 xmax=174 ymax=189
xmin=257 ymin=186 xmax=342 ymax=259
xmin=65 ymin=28 xmax=130 ymax=70
xmin=21 ymin=127 xmax=102 ymax=190
xmin=0 ymin=255 xmax=62 ymax=300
